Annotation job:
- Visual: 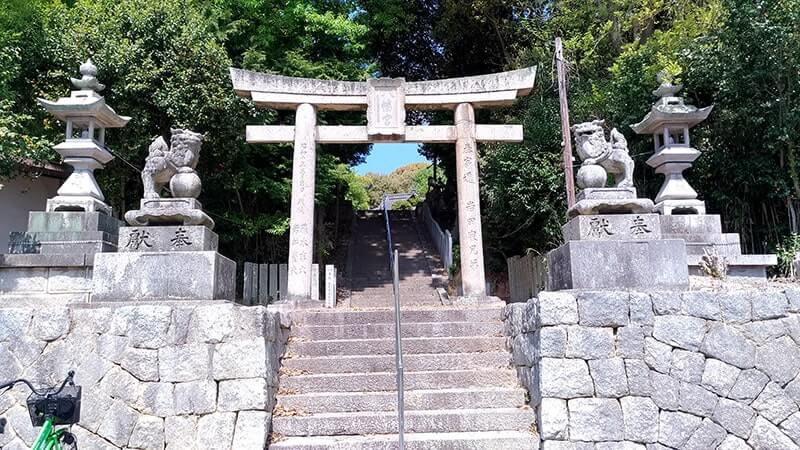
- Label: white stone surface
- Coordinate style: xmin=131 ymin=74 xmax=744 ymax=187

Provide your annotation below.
xmin=621 ymin=396 xmax=658 ymax=443
xmin=232 ymin=411 xmax=270 ymax=450
xmin=749 ymin=416 xmax=800 ymax=450
xmin=701 ymin=358 xmax=741 ymax=396
xmin=540 ymin=358 xmax=594 ymax=398
xmin=128 ymin=415 xmax=164 ymax=450
xmin=217 ymin=378 xmax=271 ymax=411
xmin=658 ymin=410 xmax=702 ymax=448
xmin=568 ymin=398 xmax=624 ymax=441
xmin=538 ymin=292 xmax=579 ymax=325
xmin=589 ymin=358 xmax=629 ymax=397
xmin=566 ymin=326 xmax=614 ymax=359
xmin=539 ymin=397 xmax=569 ymax=439
xmin=652 ymin=314 xmax=707 ymax=351
xmin=196 ymin=412 xmax=236 ymax=450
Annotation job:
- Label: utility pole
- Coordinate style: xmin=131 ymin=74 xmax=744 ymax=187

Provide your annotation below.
xmin=555 ymin=37 xmax=576 ymax=208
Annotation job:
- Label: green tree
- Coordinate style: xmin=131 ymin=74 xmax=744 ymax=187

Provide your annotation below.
xmin=1 ymin=0 xmax=375 ymax=265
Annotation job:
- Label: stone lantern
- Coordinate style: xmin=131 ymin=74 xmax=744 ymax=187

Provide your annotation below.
xmin=631 ymin=73 xmax=712 ymax=215
xmin=38 ymin=59 xmax=130 ymax=215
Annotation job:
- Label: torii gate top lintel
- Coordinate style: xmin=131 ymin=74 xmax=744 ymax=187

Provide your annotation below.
xmin=231 ymin=66 xmax=536 ymax=145
xmin=230 ymin=66 xmax=537 ymax=111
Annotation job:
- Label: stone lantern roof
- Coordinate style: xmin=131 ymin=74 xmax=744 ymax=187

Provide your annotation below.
xmin=630 ymin=81 xmax=713 ymax=135
xmin=37 ymin=59 xmax=130 ymax=128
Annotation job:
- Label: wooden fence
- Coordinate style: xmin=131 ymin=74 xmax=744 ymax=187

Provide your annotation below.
xmin=241 ymin=262 xmax=337 ymax=307
xmin=507 ymin=253 xmax=547 ymax=303
xmin=418 ymin=202 xmax=453 ymax=271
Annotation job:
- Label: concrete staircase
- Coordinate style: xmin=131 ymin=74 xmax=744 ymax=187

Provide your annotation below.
xmin=348 ymin=211 xmax=442 ymax=308
xmin=269 ymin=306 xmax=536 ymax=449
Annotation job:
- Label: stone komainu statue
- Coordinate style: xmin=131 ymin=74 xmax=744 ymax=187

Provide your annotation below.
xmin=142 ymin=128 xmax=204 ymax=199
xmin=572 ymin=119 xmax=634 ymax=188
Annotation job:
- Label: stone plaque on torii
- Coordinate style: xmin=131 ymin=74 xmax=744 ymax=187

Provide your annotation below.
xmin=230 ymin=67 xmax=537 ymax=301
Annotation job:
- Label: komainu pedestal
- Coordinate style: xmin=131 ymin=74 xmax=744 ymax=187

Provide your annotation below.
xmin=548 ymin=214 xmax=689 ymax=290
xmin=92 ymin=225 xmax=235 ymax=301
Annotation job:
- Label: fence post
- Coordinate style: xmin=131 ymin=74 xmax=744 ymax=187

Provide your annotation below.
xmin=242 ymin=262 xmax=254 ymax=305
xmin=325 ymin=265 xmax=336 ymax=308
xmin=258 ymin=264 xmax=268 ymax=305
xmin=445 ymin=230 xmax=453 ymax=270
xmin=311 ymin=263 xmax=320 ymax=301
xmin=279 ymin=263 xmax=288 ymax=301
xmin=268 ymin=264 xmax=278 ymax=301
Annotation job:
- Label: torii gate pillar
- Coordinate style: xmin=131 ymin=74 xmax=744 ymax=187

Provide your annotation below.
xmin=286 ymin=103 xmax=317 ymax=299
xmin=455 ymin=103 xmax=486 ymax=297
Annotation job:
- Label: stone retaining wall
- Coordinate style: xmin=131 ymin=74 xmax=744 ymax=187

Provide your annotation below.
xmin=505 ymin=287 xmax=800 ymax=449
xmin=0 ymin=302 xmax=287 ymax=450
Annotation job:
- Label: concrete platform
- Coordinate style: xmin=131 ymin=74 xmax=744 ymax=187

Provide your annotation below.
xmin=688 ymin=254 xmax=778 ymax=278
xmin=269 ymin=431 xmax=539 ymax=449
xmin=277 ymin=387 xmax=527 ymax=413
xmin=288 ymin=336 xmax=506 ymax=357
xmin=279 ymin=369 xmax=517 ymax=393
xmin=91 ymin=250 xmax=235 ymax=301
xmin=271 ymin=408 xmax=535 ymax=436
xmin=281 ymin=351 xmax=511 ymax=374
xmin=547 ymin=239 xmax=689 ymax=290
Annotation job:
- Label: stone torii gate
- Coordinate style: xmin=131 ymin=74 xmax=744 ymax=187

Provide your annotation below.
xmin=230 ymin=67 xmax=536 ymax=301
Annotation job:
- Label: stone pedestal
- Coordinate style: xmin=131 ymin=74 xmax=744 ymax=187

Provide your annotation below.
xmin=8 ymin=211 xmax=121 ymax=256
xmin=548 ymin=214 xmax=689 ymax=290
xmin=655 ymin=199 xmax=706 ymax=215
xmin=92 ymin=226 xmax=235 ymax=301
xmin=124 ymin=198 xmax=214 ymax=228
xmin=660 ymin=214 xmax=776 ymax=278
xmin=568 ymin=188 xmax=654 ymax=218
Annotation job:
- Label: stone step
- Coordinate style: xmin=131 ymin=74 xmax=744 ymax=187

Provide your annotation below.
xmin=269 ymin=431 xmax=539 ymax=449
xmin=287 ymin=336 xmax=506 ymax=357
xmin=276 ymin=387 xmax=527 ymax=413
xmin=282 ymin=351 xmax=511 ymax=374
xmin=291 ymin=307 xmax=503 ymax=326
xmin=291 ymin=321 xmax=503 ymax=340
xmin=279 ymin=369 xmax=517 ymax=393
xmin=271 ymin=408 xmax=535 ymax=437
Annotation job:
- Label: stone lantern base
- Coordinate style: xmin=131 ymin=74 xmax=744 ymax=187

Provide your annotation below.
xmin=46 ymin=196 xmax=112 ymax=216
xmin=655 ymin=199 xmax=706 ymax=216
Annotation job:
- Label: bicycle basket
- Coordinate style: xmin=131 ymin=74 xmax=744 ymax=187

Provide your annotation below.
xmin=26 ymin=385 xmax=81 ymax=426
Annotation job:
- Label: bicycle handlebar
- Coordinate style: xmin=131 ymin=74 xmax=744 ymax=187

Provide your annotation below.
xmin=0 ymin=371 xmax=75 ymax=397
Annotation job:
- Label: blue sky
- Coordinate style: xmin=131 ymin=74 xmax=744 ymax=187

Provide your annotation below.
xmin=353 ymin=143 xmax=429 ymax=175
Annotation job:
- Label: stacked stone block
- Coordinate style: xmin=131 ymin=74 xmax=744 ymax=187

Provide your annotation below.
xmin=0 ymin=302 xmax=286 ymax=450
xmin=505 ymin=288 xmax=800 ymax=449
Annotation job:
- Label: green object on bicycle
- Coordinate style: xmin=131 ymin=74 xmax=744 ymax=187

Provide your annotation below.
xmin=0 ymin=371 xmax=81 ymax=450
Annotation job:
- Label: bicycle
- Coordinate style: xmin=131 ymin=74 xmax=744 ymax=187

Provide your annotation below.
xmin=0 ymin=371 xmax=81 ymax=450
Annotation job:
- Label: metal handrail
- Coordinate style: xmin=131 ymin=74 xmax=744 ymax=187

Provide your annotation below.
xmin=383 ymin=195 xmax=405 ymax=448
